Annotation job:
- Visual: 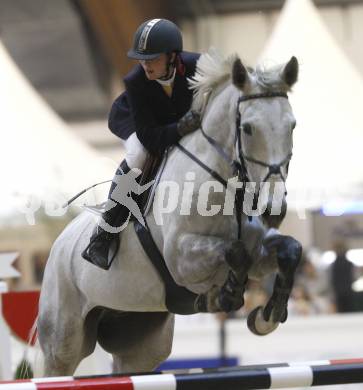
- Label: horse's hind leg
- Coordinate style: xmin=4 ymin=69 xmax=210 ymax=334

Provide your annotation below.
xmin=38 ymin=296 xmax=98 ymax=376
xmin=247 ymin=235 xmax=302 ymax=335
xmin=38 ymin=313 xmax=80 ymax=375
xmin=97 ymin=311 xmax=174 ymax=373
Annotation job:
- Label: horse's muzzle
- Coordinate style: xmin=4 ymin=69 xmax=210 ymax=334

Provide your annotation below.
xmin=261 ymin=199 xmax=287 ymax=228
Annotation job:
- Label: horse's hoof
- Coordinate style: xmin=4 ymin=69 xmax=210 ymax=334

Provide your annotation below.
xmin=247 ymin=306 xmax=279 ymax=336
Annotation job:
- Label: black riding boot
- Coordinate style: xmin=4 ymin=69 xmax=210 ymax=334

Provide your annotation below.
xmin=82 ymin=160 xmax=131 ymax=270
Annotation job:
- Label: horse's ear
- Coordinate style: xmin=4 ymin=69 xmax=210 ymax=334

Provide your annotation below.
xmin=281 ymin=56 xmax=298 ymax=87
xmin=232 ymin=57 xmax=248 ymax=90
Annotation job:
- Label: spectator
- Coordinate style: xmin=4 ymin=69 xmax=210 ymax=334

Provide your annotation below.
xmin=330 ymin=239 xmax=355 ymax=313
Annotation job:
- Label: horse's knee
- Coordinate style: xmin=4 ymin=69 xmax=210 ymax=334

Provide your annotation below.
xmin=225 ymin=240 xmax=252 ymax=272
xmin=274 ymin=236 xmax=302 ymax=274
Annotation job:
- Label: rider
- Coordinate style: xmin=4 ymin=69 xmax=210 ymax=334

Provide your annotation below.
xmin=82 ymin=18 xmax=201 ymax=270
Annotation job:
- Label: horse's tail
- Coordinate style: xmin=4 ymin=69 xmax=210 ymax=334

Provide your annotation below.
xmin=29 ymin=317 xmax=38 ymax=347
xmin=18 ymin=316 xmax=44 ymax=378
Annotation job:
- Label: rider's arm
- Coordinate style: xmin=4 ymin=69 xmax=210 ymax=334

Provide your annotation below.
xmin=124 ymin=76 xmax=182 ymax=155
xmin=108 ymin=92 xmax=135 ymax=140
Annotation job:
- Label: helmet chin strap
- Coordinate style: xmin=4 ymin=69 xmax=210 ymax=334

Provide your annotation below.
xmin=157 ymin=54 xmax=176 ymax=83
xmin=156 ymin=65 xmax=176 ymax=86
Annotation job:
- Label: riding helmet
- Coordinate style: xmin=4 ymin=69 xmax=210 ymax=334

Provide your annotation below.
xmin=127 ymin=18 xmax=183 ymax=60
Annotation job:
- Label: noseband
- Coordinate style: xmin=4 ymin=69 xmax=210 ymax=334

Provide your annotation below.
xmin=177 ymin=91 xmax=291 ymax=239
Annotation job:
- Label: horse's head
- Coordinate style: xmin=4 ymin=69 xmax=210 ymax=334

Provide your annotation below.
xmin=232 ymin=56 xmax=298 ymax=228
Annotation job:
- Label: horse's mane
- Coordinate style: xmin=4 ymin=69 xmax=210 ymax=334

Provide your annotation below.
xmin=188 ymin=49 xmax=237 ymax=113
xmin=189 ymin=48 xmax=291 ymax=112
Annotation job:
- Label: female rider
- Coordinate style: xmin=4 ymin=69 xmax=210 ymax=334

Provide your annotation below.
xmin=82 ymin=19 xmax=201 ymax=269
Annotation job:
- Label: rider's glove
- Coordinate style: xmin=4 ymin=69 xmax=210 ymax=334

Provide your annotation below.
xmin=177 ymin=110 xmax=201 ymax=137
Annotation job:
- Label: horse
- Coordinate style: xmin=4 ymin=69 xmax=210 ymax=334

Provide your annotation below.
xmin=37 ymin=49 xmax=301 ymax=376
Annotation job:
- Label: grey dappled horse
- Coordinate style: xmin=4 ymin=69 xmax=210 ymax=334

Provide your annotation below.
xmin=38 ymin=50 xmax=301 ymax=376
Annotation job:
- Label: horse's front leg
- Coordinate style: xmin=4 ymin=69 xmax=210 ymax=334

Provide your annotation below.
xmin=196 ymin=240 xmax=253 ymax=313
xmin=247 ymin=234 xmax=302 ymax=335
xmin=212 ymin=217 xmax=272 ymax=313
xmin=170 ymin=234 xmax=252 ymax=313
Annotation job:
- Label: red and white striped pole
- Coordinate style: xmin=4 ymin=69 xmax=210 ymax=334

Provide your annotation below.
xmin=1 ymin=358 xmax=363 ymax=389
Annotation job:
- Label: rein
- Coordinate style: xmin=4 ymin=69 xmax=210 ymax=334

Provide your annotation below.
xmin=177 ymin=91 xmax=291 ymax=239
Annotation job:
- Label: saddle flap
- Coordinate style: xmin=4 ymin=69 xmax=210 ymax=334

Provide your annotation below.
xmin=142 ymin=148 xmax=171 ymax=217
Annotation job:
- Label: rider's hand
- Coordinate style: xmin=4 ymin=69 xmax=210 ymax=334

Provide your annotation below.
xmin=177 ymin=110 xmax=201 ymax=137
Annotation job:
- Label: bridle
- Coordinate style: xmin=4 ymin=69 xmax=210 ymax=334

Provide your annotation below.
xmin=235 ymin=92 xmax=292 ymax=182
xmin=177 ymin=91 xmax=292 ymax=239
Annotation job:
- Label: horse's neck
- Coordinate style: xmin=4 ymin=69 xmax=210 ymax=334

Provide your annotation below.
xmin=204 ymin=82 xmax=237 ymax=146
xmin=184 ymin=83 xmax=238 ymax=176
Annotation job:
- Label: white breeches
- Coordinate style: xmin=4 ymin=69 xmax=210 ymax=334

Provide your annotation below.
xmin=125 ymin=132 xmax=148 ymax=170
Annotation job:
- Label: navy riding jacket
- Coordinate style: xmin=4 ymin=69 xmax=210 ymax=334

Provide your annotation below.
xmin=108 ymin=51 xmax=200 ymax=156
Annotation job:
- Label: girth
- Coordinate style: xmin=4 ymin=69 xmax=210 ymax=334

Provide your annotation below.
xmin=134 ymin=150 xmax=198 ymax=315
xmin=134 ymin=219 xmax=198 ymax=315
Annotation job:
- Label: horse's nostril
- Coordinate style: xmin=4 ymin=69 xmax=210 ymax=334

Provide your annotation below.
xmin=269 ymin=165 xmax=280 ymax=175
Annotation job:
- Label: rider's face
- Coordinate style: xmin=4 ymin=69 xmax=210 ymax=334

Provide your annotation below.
xmin=139 ymin=54 xmax=173 ymax=80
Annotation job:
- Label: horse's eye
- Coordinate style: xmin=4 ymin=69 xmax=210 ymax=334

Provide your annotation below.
xmin=242 ymin=123 xmax=252 ymax=136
